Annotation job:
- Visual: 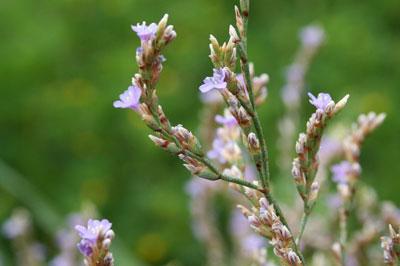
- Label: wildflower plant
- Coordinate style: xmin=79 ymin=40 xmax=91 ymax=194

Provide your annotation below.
xmin=111 ymin=1 xmax=397 ymax=265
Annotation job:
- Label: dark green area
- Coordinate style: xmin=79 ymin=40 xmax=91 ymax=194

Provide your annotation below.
xmin=0 ymin=0 xmax=399 ymax=265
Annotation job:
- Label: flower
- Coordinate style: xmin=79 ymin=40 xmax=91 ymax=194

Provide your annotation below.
xmin=308 ymin=92 xmax=332 ymax=111
xmin=300 ymin=25 xmax=325 ymax=48
xmin=113 ymin=85 xmax=142 ymax=110
xmin=331 ymin=161 xmax=355 ymax=184
xmin=199 ymin=68 xmax=228 ymax=93
xmin=75 ymin=219 xmax=114 ymax=257
xmin=131 ymin=22 xmax=158 ymax=41
xmin=2 ymin=209 xmax=30 ymax=239
xmin=215 ymin=110 xmax=237 ymax=127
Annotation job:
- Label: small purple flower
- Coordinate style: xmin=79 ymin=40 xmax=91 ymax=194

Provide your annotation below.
xmin=215 ymin=112 xmax=237 ymax=128
xmin=75 ymin=219 xmax=114 ymax=257
xmin=207 ymin=138 xmax=226 ymax=163
xmin=131 ymin=22 xmax=158 ymax=41
xmin=113 ymin=85 xmax=142 ymax=110
xmin=300 ymin=25 xmax=325 ymax=47
xmin=331 ymin=161 xmax=353 ymax=184
xmin=199 ymin=68 xmax=228 ymax=93
xmin=308 ymin=92 xmax=332 ymax=111
xmin=200 ymin=89 xmax=223 ymax=104
xmin=77 ymin=239 xmax=93 ymax=256
xmin=2 ymin=209 xmax=30 ymax=239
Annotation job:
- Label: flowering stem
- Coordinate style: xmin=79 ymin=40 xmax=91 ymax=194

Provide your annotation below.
xmin=236 ymin=4 xmax=305 ymax=264
xmin=236 ymin=38 xmax=270 ymax=192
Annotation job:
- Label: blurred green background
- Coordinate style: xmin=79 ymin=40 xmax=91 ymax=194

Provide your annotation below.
xmin=0 ymin=0 xmax=399 ymax=265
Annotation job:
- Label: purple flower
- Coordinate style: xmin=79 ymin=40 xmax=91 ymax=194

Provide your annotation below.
xmin=200 ymin=89 xmax=223 ymax=104
xmin=331 ymin=161 xmax=353 ymax=184
xmin=215 ymin=111 xmax=237 ymax=127
xmin=75 ymin=219 xmax=113 ymax=257
xmin=199 ymin=68 xmax=228 ymax=93
xmin=113 ymin=85 xmax=142 ymax=110
xmin=207 ymin=138 xmax=226 ymax=163
xmin=50 ymin=254 xmax=75 ymax=266
xmin=2 ymin=209 xmax=30 ymax=239
xmin=131 ymin=22 xmax=158 ymax=41
xmin=300 ymin=25 xmax=325 ymax=47
xmin=77 ymin=239 xmax=93 ymax=256
xmin=75 ymin=219 xmax=112 ymax=242
xmin=308 ymin=92 xmax=332 ymax=111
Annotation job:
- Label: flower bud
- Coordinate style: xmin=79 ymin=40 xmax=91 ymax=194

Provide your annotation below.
xmin=248 ymin=132 xmax=260 ymax=154
xmin=229 ymin=25 xmax=240 ymax=43
xmin=333 ymin=94 xmax=350 ymax=114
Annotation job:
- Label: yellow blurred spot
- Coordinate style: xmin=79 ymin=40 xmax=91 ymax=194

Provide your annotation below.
xmin=360 ymin=92 xmax=392 ymax=114
xmin=135 ymin=233 xmax=168 ymax=264
xmin=62 ymin=79 xmax=95 ymax=106
xmin=81 ymin=179 xmax=108 ymax=206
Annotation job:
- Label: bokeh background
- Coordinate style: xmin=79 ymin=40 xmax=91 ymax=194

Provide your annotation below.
xmin=0 ymin=0 xmax=399 ymax=265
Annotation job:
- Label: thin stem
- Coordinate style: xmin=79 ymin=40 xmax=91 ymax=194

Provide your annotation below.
xmin=339 ymin=207 xmax=348 ymax=265
xmin=236 ymin=46 xmax=270 ymax=190
xmin=186 ymin=150 xmax=263 ymax=192
xmin=296 ymin=210 xmax=310 ymax=245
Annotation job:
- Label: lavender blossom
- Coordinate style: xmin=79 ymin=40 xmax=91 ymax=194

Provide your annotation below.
xmin=331 ymin=161 xmax=353 ymax=184
xmin=300 ymin=25 xmax=325 ymax=48
xmin=113 ymin=85 xmax=141 ymax=110
xmin=331 ymin=161 xmax=360 ymax=184
xmin=131 ymin=22 xmax=158 ymax=41
xmin=2 ymin=209 xmax=30 ymax=239
xmin=75 ymin=219 xmax=114 ymax=266
xmin=215 ymin=110 xmax=238 ymax=127
xmin=199 ymin=68 xmax=228 ymax=93
xmin=308 ymin=92 xmax=333 ymax=111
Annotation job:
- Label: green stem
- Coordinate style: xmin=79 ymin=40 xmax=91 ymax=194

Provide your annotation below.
xmin=186 ymin=150 xmax=262 ymax=192
xmin=296 ymin=208 xmax=310 ymax=245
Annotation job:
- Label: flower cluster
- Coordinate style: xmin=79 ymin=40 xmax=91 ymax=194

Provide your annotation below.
xmin=112 ymin=1 xmax=395 ymax=265
xmin=292 ymin=92 xmax=349 ymax=203
xmin=75 ymin=219 xmax=114 ymax=266
xmin=239 ymin=196 xmax=302 ymax=265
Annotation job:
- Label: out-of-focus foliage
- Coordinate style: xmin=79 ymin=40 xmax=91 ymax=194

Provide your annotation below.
xmin=0 ymin=0 xmax=399 ymax=265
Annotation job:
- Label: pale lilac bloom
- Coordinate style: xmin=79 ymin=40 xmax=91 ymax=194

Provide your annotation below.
xmin=200 ymin=89 xmax=223 ymax=104
xmin=244 ymin=163 xmax=257 ymax=181
xmin=207 ymin=138 xmax=227 ymax=163
xmin=131 ymin=22 xmax=157 ymax=41
xmin=326 ymin=194 xmax=343 ymax=209
xmin=215 ymin=112 xmax=237 ymax=127
xmin=113 ymin=85 xmax=142 ymax=110
xmin=331 ymin=161 xmax=353 ymax=184
xmin=300 ymin=25 xmax=325 ymax=48
xmin=199 ymin=68 xmax=228 ymax=93
xmin=50 ymin=254 xmax=75 ymax=266
xmin=2 ymin=209 xmax=30 ymax=239
xmin=318 ymin=136 xmax=342 ymax=164
xmin=185 ymin=178 xmax=216 ymax=198
xmin=75 ymin=219 xmax=113 ymax=256
xmin=308 ymin=92 xmax=332 ymax=111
